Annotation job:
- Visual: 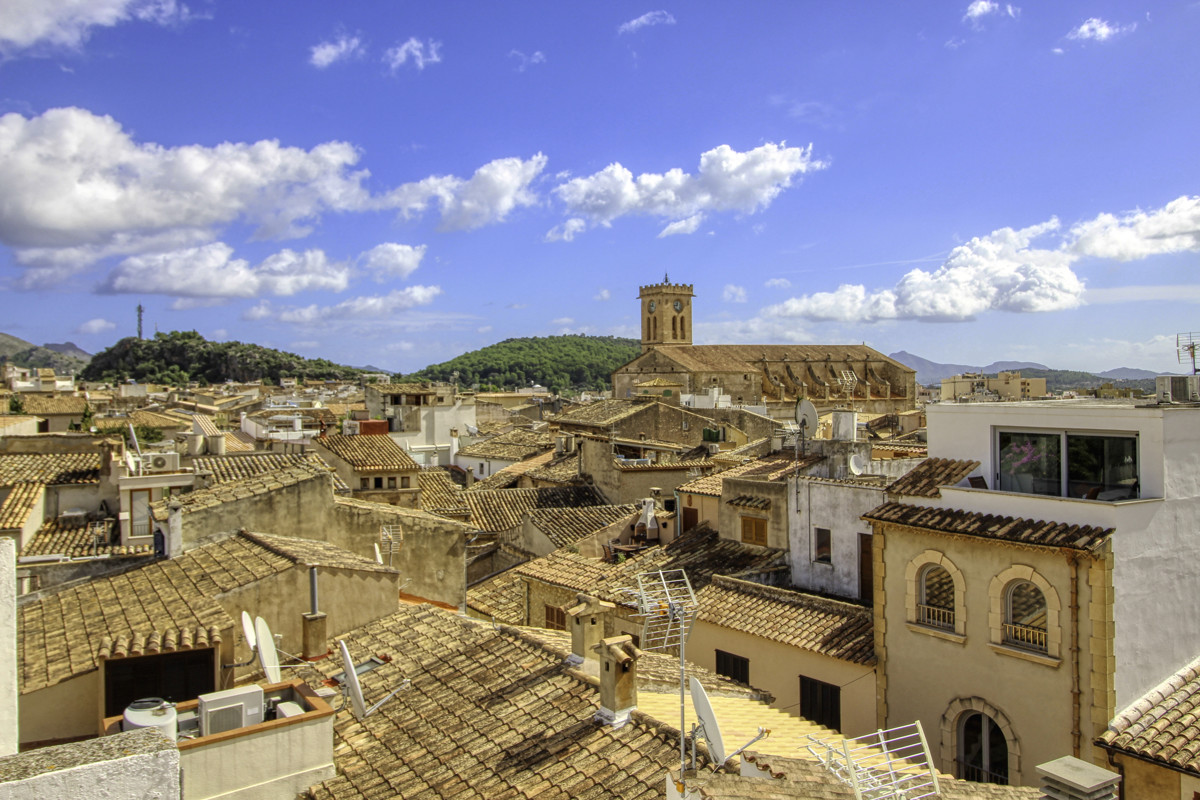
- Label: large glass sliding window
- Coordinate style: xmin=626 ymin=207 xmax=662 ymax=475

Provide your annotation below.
xmin=998 ymin=432 xmax=1061 ymax=496
xmin=1067 ymin=434 xmax=1138 ymax=500
xmin=997 ymin=430 xmax=1138 ymax=501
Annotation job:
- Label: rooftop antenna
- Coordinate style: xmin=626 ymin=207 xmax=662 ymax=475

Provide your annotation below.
xmin=223 ymin=610 xmax=263 ymax=670
xmin=794 ymin=398 xmax=818 ymax=460
xmin=806 ymin=721 xmax=940 ymax=800
xmin=1178 ymin=332 xmax=1199 ymax=374
xmin=690 ymin=677 xmax=767 ymax=770
xmin=628 ymin=569 xmax=697 ymax=775
xmin=336 ymin=639 xmax=409 ymax=721
xmin=255 ymin=616 xmax=282 ymax=682
xmin=137 ymin=304 xmax=144 ymax=340
xmin=380 ymin=524 xmax=403 ymax=567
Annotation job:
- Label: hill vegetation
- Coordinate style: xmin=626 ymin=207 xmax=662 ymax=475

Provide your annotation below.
xmin=0 ymin=332 xmax=91 ymax=375
xmin=403 ymin=335 xmax=641 ymax=393
xmin=81 ymin=330 xmax=366 ymax=386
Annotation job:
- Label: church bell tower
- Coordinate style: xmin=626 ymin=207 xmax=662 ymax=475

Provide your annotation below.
xmin=638 ymin=274 xmax=694 ymax=353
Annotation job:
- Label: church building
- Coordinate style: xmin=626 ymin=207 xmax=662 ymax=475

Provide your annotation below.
xmin=611 ymin=276 xmax=917 ymax=415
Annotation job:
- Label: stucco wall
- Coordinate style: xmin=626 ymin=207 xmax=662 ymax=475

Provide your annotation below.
xmin=19 ymin=671 xmax=100 ymax=744
xmin=717 ymin=477 xmax=789 ymax=550
xmin=0 ymin=729 xmax=180 ymax=800
xmin=688 ymin=620 xmax=876 ymax=737
xmin=0 ymin=538 xmax=15 ymax=756
xmin=789 ymin=479 xmax=884 ymax=601
xmin=1108 ymin=754 xmax=1179 ymax=800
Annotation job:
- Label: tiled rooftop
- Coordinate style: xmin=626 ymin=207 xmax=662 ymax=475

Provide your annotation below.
xmin=18 ymin=395 xmax=88 ymax=416
xmin=527 ymin=503 xmax=640 ymax=548
xmin=455 ymin=428 xmax=556 ymax=461
xmin=466 ymin=568 xmax=525 ymax=623
xmin=94 ymin=409 xmax=185 ymax=431
xmin=302 ymin=603 xmax=686 ymax=800
xmin=615 ymin=458 xmax=712 ymax=472
xmin=1101 ymin=653 xmax=1200 ymax=774
xmin=462 ymin=485 xmax=608 ymax=533
xmin=0 ymin=415 xmax=39 ymax=429
xmin=0 ymin=482 xmax=43 ymax=530
xmin=465 ymin=449 xmax=560 ymax=493
xmin=418 ymin=468 xmax=470 ymax=517
xmin=150 ymin=461 xmax=331 ymax=521
xmin=194 ymin=451 xmax=346 ymax=491
xmin=697 ymin=576 xmax=875 ymax=665
xmin=192 ymin=413 xmax=222 ymax=437
xmin=371 ymin=382 xmax=437 ymax=394
xmin=886 ymin=458 xmax=980 ymax=498
xmin=678 ymin=453 xmax=822 ymax=497
xmin=0 ymin=452 xmax=100 ymax=486
xmin=21 ymin=518 xmax=152 ymax=558
xmin=524 ymin=452 xmax=582 ymax=484
xmin=862 ymin=502 xmax=1114 ymax=551
xmin=640 ymin=345 xmax=912 ymax=376
xmin=316 ymin=433 xmax=420 ymax=471
xmin=549 ymin=399 xmax=648 ymax=428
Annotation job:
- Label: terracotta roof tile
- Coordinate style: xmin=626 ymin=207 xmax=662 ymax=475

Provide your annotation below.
xmin=697 ymin=576 xmax=874 ymax=665
xmin=727 ymin=495 xmax=771 ymax=510
xmin=0 ymin=482 xmax=43 ymax=530
xmin=194 ymin=451 xmax=345 ymax=490
xmin=527 ymin=504 xmax=640 ymax=548
xmin=151 ymin=462 xmax=331 ymax=520
xmin=1100 ymin=654 xmax=1200 ymax=773
xmin=94 ymin=409 xmax=185 ymax=431
xmin=549 ymin=399 xmax=649 ymax=428
xmin=21 ymin=518 xmax=152 ymax=558
xmin=524 ymin=452 xmax=582 ymax=485
xmin=862 ymin=502 xmax=1113 ymax=551
xmin=19 ymin=395 xmax=88 ymax=416
xmin=315 ymin=434 xmax=420 ymax=471
xmin=418 ymin=468 xmax=470 ymax=516
xmin=456 ymin=428 xmax=556 ymax=462
xmin=0 ymin=452 xmax=100 ymax=486
xmin=886 ymin=458 xmax=980 ymax=498
xmin=462 ymin=486 xmax=607 ymax=532
xmin=0 ymin=415 xmax=40 ymax=429
xmin=678 ymin=453 xmax=821 ymax=497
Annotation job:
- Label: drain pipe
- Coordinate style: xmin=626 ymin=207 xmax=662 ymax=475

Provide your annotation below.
xmin=1066 ymin=549 xmax=1082 ymax=757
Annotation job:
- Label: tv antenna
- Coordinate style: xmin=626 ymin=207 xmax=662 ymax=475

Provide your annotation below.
xmin=805 ymin=721 xmax=940 ymax=800
xmin=689 ymin=677 xmax=767 ymax=770
xmin=628 ymin=569 xmax=697 ymax=773
xmin=794 ymin=398 xmax=818 ymax=460
xmin=1178 ymin=332 xmax=1199 ymax=374
xmin=379 ymin=524 xmax=403 ymax=567
xmin=335 ymin=639 xmax=409 ymax=721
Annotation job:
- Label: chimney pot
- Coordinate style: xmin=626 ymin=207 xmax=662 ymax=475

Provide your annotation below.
xmin=593 ymin=634 xmax=642 ymax=727
xmin=566 ymin=594 xmax=615 ymax=671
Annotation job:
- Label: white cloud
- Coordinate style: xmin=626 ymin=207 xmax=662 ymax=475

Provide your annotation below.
xmin=658 ymin=214 xmax=703 ymax=238
xmin=75 ymin=317 xmax=116 ymax=334
xmin=360 ymin=242 xmax=426 ymax=281
xmin=476 ymin=325 xmax=493 ymax=334
xmin=594 ymin=289 xmax=611 ymax=301
xmin=723 ymin=284 xmax=748 ymax=303
xmin=618 ymin=11 xmax=676 ymax=34
xmin=0 ymin=0 xmax=195 ymax=55
xmin=962 ymin=1 xmax=998 ymax=27
xmin=554 ymin=142 xmax=824 ymax=237
xmin=265 ymin=286 xmax=443 ymax=324
xmin=766 ymin=219 xmax=1083 ymax=323
xmin=1085 ymin=285 xmax=1200 ymax=304
xmin=551 ymin=317 xmax=574 ymax=326
xmin=103 ymin=243 xmax=350 ymax=297
xmin=765 ymin=278 xmax=791 ymax=289
xmin=509 ymin=49 xmax=545 ymax=71
xmin=1069 ymin=196 xmax=1200 ymax=260
xmin=1067 ymin=18 xmax=1135 ymax=42
xmin=310 ymin=34 xmax=365 ymax=68
xmin=544 ymin=218 xmax=587 ymax=243
xmin=383 ymin=154 xmax=547 ymax=231
xmin=383 ymin=38 xmax=442 ymax=72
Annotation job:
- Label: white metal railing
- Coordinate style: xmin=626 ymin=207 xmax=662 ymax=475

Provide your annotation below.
xmin=917 ymin=604 xmax=954 ymax=630
xmin=1003 ymin=623 xmax=1047 ymax=652
xmin=806 ymin=721 xmax=940 ymax=800
xmin=131 ymin=520 xmax=151 ymax=538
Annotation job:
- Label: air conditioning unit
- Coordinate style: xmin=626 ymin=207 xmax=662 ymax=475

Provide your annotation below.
xmin=1156 ymin=375 xmax=1200 ymax=403
xmin=198 ymin=684 xmax=264 ymax=737
xmin=144 ymin=452 xmax=180 ymax=472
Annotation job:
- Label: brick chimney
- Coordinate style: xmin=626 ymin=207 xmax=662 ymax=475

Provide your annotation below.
xmin=566 ymin=594 xmax=614 ymax=672
xmin=594 ymin=635 xmax=642 ymax=727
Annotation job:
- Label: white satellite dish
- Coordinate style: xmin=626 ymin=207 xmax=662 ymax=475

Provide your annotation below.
xmin=241 ymin=611 xmax=257 ymax=653
xmin=795 ymin=398 xmax=818 ymax=435
xmin=690 ymin=677 xmax=727 ymax=765
xmin=849 ymin=454 xmax=868 ymax=476
xmin=255 ymin=616 xmax=281 ymax=683
xmin=373 ymin=542 xmax=383 ymax=565
xmin=338 ymin=640 xmax=368 ymax=720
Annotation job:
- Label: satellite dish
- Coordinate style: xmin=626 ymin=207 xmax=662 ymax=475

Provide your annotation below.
xmin=795 ymin=399 xmax=818 ymax=436
xmin=338 ymin=639 xmax=369 ymax=721
xmin=690 ymin=677 xmax=727 ymax=765
xmin=373 ymin=543 xmax=383 ymax=565
xmin=849 ymin=454 xmax=867 ymax=476
xmin=241 ymin=611 xmax=258 ymax=653
xmin=255 ymin=616 xmax=281 ymax=683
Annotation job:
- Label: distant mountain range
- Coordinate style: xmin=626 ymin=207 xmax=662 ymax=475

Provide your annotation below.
xmin=889 ymin=350 xmax=1168 ymax=388
xmin=0 ymin=332 xmax=91 ymax=374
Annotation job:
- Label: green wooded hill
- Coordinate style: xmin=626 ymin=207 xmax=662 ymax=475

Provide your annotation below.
xmin=81 ymin=330 xmax=366 ymax=386
xmin=403 ymin=335 xmax=641 ymax=393
xmin=0 ymin=332 xmax=91 ymax=374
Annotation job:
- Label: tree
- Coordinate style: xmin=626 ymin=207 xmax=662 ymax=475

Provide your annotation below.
xmin=8 ymin=395 xmax=24 ymax=414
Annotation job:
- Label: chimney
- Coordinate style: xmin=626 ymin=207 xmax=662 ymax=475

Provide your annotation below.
xmin=465 ymin=467 xmax=475 ymax=488
xmin=566 ymin=594 xmax=615 ymax=672
xmin=210 ymin=433 xmax=226 ymax=456
xmin=1036 ymin=756 xmax=1120 ymax=800
xmin=832 ymin=409 xmax=857 ymax=442
xmin=594 ymin=635 xmax=642 ymax=727
xmin=166 ymin=499 xmax=184 ymax=558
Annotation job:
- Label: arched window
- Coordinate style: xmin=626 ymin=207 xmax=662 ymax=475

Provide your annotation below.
xmin=1003 ymin=581 xmax=1047 ymax=652
xmin=918 ymin=564 xmax=955 ymax=630
xmin=679 ymin=317 xmax=686 ymax=339
xmin=958 ymin=711 xmax=1009 ymax=785
xmin=672 ymin=316 xmax=678 ymax=338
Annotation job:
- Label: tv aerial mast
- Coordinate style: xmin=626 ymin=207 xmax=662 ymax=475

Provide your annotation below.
xmin=1177 ymin=332 xmax=1199 ymax=374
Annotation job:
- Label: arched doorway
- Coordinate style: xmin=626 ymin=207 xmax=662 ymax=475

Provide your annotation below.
xmin=958 ymin=711 xmax=1009 ymax=785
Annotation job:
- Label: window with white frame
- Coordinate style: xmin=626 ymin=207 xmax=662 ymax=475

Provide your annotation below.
xmin=997 ymin=429 xmax=1138 ymax=501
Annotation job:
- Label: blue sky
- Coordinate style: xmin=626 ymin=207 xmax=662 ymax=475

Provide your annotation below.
xmin=1 ymin=1 xmax=1198 ymax=374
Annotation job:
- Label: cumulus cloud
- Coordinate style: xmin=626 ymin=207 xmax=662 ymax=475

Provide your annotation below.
xmin=765 ymin=278 xmax=791 ymax=289
xmin=551 ymin=317 xmax=574 ymax=326
xmin=544 ymin=218 xmax=587 ymax=243
xmin=594 ymin=289 xmax=611 ymax=301
xmin=383 ymin=38 xmax=441 ymax=72
xmin=509 ymin=49 xmax=545 ymax=71
xmin=0 ymin=0 xmax=195 ymax=55
xmin=723 ymin=284 xmax=748 ymax=303
xmin=962 ymin=1 xmax=998 ymax=27
xmin=1067 ymin=18 xmax=1135 ymax=42
xmin=103 ymin=243 xmax=350 ymax=298
xmin=258 ymin=286 xmax=443 ymax=324
xmin=383 ymin=154 xmax=547 ymax=231
xmin=1068 ymin=196 xmax=1200 ymax=261
xmin=360 ymin=243 xmax=426 ymax=281
xmin=310 ymin=34 xmax=365 ymax=68
xmin=658 ymin=214 xmax=703 ymax=238
xmin=75 ymin=317 xmax=116 ymax=334
xmin=619 ymin=11 xmax=676 ymax=34
xmin=553 ymin=142 xmax=824 ymax=239
xmin=766 ymin=220 xmax=1083 ymax=323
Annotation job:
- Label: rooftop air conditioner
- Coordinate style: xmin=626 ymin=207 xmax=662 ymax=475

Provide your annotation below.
xmin=198 ymin=684 xmax=264 ymax=737
xmin=145 ymin=452 xmax=180 ymax=472
xmin=1156 ymin=375 xmax=1200 ymax=403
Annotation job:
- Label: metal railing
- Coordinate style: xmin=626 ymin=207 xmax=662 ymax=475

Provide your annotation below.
xmin=1002 ymin=622 xmax=1047 ymax=652
xmin=131 ymin=520 xmax=151 ymax=538
xmin=917 ymin=604 xmax=955 ymax=631
xmin=956 ymin=758 xmax=1008 ymax=785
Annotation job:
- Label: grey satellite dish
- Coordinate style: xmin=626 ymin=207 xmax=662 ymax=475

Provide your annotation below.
xmin=690 ymin=677 xmax=727 ymax=765
xmin=795 ymin=399 xmax=818 ymax=435
xmin=849 ymin=453 xmax=868 ymax=476
xmin=241 ymin=611 xmax=257 ymax=654
xmin=338 ymin=640 xmax=368 ymax=720
xmin=255 ymin=616 xmax=282 ymax=683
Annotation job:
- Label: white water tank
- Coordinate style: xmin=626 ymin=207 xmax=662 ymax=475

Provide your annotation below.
xmin=122 ymin=697 xmax=178 ymax=741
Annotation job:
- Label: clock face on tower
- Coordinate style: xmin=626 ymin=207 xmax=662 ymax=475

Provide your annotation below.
xmin=648 ymin=301 xmax=656 ymax=313
xmin=673 ymin=300 xmax=683 ymax=312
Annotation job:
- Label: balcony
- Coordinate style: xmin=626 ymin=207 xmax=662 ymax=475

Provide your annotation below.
xmin=917 ymin=604 xmax=955 ymax=630
xmin=1002 ymin=622 xmax=1047 ymax=653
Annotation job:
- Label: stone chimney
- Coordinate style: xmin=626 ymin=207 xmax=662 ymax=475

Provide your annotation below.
xmin=594 ymin=635 xmax=642 ymax=727
xmin=1036 ymin=756 xmax=1119 ymax=800
xmin=832 ymin=409 xmax=857 ymax=442
xmin=465 ymin=467 xmax=475 ymax=488
xmin=566 ymin=594 xmax=615 ymax=672
xmin=166 ymin=499 xmax=184 ymax=558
